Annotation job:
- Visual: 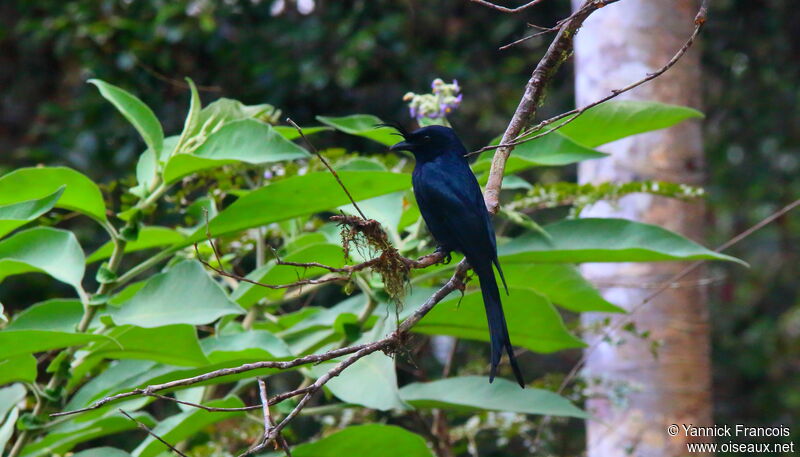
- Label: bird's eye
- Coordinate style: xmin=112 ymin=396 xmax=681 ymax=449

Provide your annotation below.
xmin=423 ymin=135 xmax=431 ymax=142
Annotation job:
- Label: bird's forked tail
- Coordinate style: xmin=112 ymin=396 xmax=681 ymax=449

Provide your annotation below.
xmin=474 ymin=260 xmax=525 ymax=388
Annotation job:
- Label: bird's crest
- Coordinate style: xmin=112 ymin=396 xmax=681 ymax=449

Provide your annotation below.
xmin=375 ymin=122 xmax=410 ymax=139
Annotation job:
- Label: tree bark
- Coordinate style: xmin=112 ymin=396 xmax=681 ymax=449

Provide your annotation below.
xmin=572 ymin=1 xmax=713 ymax=456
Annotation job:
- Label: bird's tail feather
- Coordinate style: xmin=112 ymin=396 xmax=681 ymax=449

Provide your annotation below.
xmin=474 ymin=261 xmax=525 ymax=388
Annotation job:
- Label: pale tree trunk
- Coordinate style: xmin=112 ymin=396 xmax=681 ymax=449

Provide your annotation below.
xmin=571 ymin=1 xmax=713 ymax=456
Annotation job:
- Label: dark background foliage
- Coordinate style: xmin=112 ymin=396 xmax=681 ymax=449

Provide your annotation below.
xmin=1 ymin=0 xmax=797 ymax=442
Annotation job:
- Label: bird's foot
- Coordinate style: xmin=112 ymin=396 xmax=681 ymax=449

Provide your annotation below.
xmin=434 ymin=246 xmax=452 ymax=264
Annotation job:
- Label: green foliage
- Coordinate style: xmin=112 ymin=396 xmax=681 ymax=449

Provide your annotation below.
xmin=0 ymin=77 xmax=736 ymax=457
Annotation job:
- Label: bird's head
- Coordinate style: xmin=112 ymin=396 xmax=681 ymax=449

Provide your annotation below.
xmin=385 ymin=125 xmax=467 ymax=159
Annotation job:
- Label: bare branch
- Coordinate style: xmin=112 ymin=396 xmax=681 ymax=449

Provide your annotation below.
xmin=119 ymin=409 xmax=188 ymax=457
xmin=468 ymin=0 xmax=549 ymax=13
xmin=287 ymin=118 xmax=368 ymax=220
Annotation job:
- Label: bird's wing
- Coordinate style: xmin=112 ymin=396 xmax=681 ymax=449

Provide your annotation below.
xmin=414 ymin=161 xmax=497 ymax=261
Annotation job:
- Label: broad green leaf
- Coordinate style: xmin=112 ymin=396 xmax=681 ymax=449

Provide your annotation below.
xmin=473 ymin=132 xmax=607 ymax=176
xmin=132 ymin=396 xmax=244 ymax=457
xmin=73 ymin=448 xmax=132 ymax=457
xmin=0 ymin=227 xmax=86 ymax=292
xmin=0 ymin=167 xmax=106 ymax=223
xmin=502 ymin=264 xmax=622 ymax=313
xmin=185 ymin=171 xmax=411 ymax=244
xmin=86 ymin=226 xmax=184 ymax=264
xmin=557 ymin=100 xmax=704 ymax=147
xmin=292 ymin=424 xmax=434 ymax=457
xmin=6 ymin=298 xmax=83 ymax=332
xmin=89 ymin=79 xmax=164 ymax=155
xmin=0 ymin=185 xmax=64 ymax=238
xmin=273 ymin=125 xmax=331 ymax=140
xmin=317 ymin=114 xmax=399 ymax=146
xmin=0 ymin=330 xmax=110 ymax=359
xmin=399 ymin=376 xmax=586 ymax=418
xmin=163 ymin=119 xmax=310 ymax=184
xmin=311 ymin=352 xmax=408 ymax=411
xmin=85 ymin=324 xmax=209 ymax=366
xmin=0 ymin=356 xmax=37 ymax=385
xmin=231 ymin=243 xmax=346 ymax=308
xmin=109 ymin=261 xmax=244 ymax=328
xmin=414 ymin=288 xmax=584 ymax=354
xmin=499 ymin=218 xmax=745 ymax=265
xmin=0 ymin=384 xmax=25 ymax=419
xmin=22 ymin=411 xmax=155 ymax=457
xmin=201 ymin=330 xmax=292 ymax=363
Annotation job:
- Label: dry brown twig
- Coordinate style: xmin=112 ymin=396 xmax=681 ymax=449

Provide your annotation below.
xmin=469 ymin=0 xmax=549 ymax=13
xmin=119 ymin=409 xmax=188 ymax=457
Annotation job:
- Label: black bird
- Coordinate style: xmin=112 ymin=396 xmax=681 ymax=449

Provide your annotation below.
xmin=388 ymin=124 xmax=525 ymax=387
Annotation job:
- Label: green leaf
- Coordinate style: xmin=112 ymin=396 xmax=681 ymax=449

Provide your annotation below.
xmin=185 ymin=171 xmax=411 ymax=244
xmin=163 ymin=119 xmax=310 ymax=184
xmin=557 ymin=100 xmax=704 ymax=147
xmin=72 ymin=448 xmax=132 ymax=457
xmin=502 ymin=264 xmax=622 ymax=313
xmin=317 ymin=114 xmax=399 ymax=146
xmin=86 ymin=226 xmax=184 ymax=264
xmin=109 ymin=261 xmax=244 ymax=328
xmin=0 ymin=407 xmax=18 ymax=451
xmin=132 ymin=396 xmax=244 ymax=457
xmin=193 ymin=98 xmax=278 ymax=135
xmin=399 ymin=376 xmax=586 ymax=418
xmin=89 ymin=79 xmax=164 ymax=156
xmin=0 ymin=384 xmax=26 ymax=419
xmin=129 ymin=148 xmax=158 ymax=198
xmin=0 ymin=330 xmax=110 ymax=360
xmin=231 ymin=243 xmax=346 ymax=308
xmin=0 ymin=185 xmax=64 ymax=238
xmin=473 ymin=132 xmax=606 ymax=176
xmin=6 ymin=298 xmax=83 ymax=332
xmin=273 ymin=125 xmax=332 ymax=140
xmin=0 ymin=227 xmax=86 ymax=292
xmin=85 ymin=324 xmax=209 ymax=366
xmin=292 ymin=424 xmax=434 ymax=457
xmin=414 ymin=288 xmax=584 ymax=354
xmin=499 ymin=218 xmax=746 ymax=265
xmin=21 ymin=411 xmax=155 ymax=457
xmin=0 ymin=167 xmax=107 ymax=223
xmin=311 ymin=352 xmax=408 ymax=411
xmin=201 ymin=330 xmax=292 ymax=363
xmin=0 ymin=355 xmax=37 ymax=385
xmin=170 ymin=77 xmax=202 ymax=159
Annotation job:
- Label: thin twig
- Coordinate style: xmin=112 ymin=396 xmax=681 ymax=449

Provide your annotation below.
xmin=468 ymin=0 xmax=549 ymax=13
xmin=499 ymin=1 xmax=599 ymax=51
xmin=119 ymin=409 xmax=188 ymax=457
xmin=287 ymin=118 xmax=368 ymax=220
xmin=471 ymin=0 xmax=704 ymax=158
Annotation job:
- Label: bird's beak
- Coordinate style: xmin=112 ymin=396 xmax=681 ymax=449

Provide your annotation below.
xmin=389 ymin=141 xmax=412 ymax=152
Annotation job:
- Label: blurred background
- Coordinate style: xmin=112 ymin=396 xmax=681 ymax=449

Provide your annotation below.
xmin=1 ymin=0 xmax=797 ymax=448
